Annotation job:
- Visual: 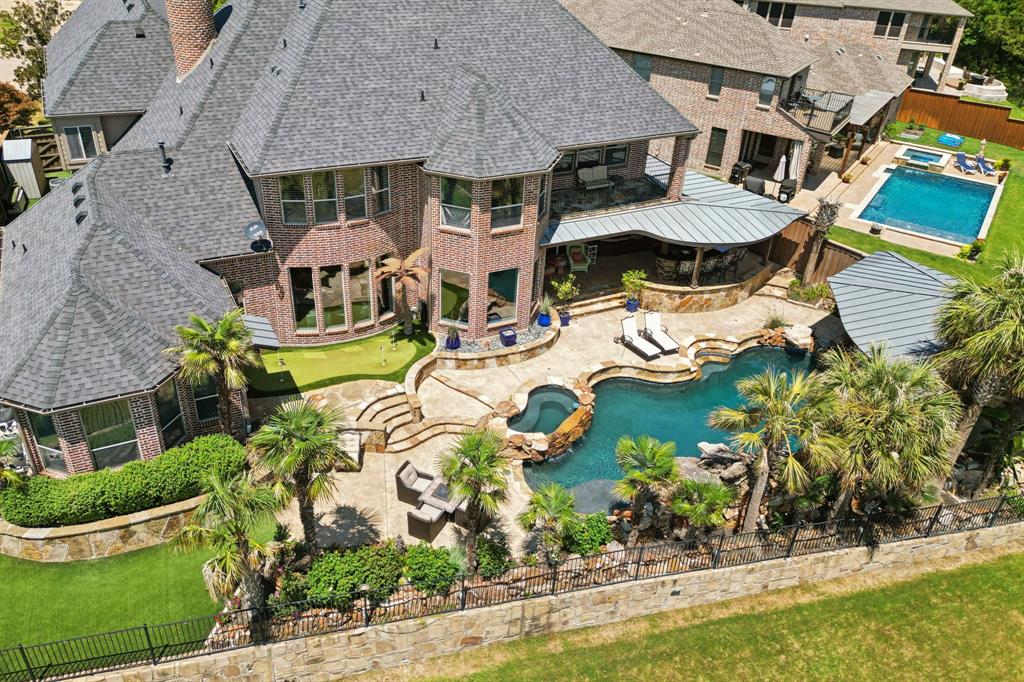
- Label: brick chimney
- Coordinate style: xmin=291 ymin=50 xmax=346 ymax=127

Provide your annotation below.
xmin=166 ymin=0 xmax=217 ymax=80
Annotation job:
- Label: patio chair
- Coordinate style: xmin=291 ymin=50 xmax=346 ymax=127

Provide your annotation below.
xmin=954 ymin=152 xmax=977 ymax=175
xmin=676 ymin=259 xmax=695 ymax=283
xmin=396 ymin=460 xmax=433 ymax=505
xmin=700 ymin=256 xmax=721 ymax=281
xmin=616 ymin=315 xmax=661 ymax=361
xmin=724 ymin=248 xmax=746 ymax=279
xmin=567 ymin=243 xmax=591 ymax=273
xmin=640 ymin=311 xmax=680 ymax=354
xmin=407 ymin=503 xmax=447 ymax=540
xmin=976 ymin=155 xmax=997 ymax=176
xmin=576 ymin=165 xmax=614 ymax=191
xmin=744 ymin=176 xmax=766 ymax=195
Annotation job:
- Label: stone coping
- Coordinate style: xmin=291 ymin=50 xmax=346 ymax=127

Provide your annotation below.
xmin=0 ymin=493 xmax=205 ymax=540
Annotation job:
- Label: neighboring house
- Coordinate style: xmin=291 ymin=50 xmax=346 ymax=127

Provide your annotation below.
xmin=41 ymin=0 xmax=172 ymax=170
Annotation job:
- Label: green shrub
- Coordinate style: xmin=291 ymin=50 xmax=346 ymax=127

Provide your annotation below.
xmin=476 ymin=537 xmax=513 ymax=579
xmin=267 ymin=571 xmax=309 ymax=615
xmin=306 ymin=541 xmax=404 ymax=607
xmin=788 ymin=278 xmax=833 ymax=305
xmin=563 ymin=513 xmax=612 ymax=556
xmin=404 ymin=543 xmax=459 ymax=595
xmin=0 ymin=434 xmax=245 ymax=527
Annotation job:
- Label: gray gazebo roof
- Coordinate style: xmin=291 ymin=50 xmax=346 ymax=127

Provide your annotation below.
xmin=541 ymin=161 xmax=805 ymax=248
xmin=828 ymin=250 xmax=954 ymax=358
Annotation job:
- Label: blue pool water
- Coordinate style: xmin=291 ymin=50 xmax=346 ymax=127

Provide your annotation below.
xmin=523 ymin=347 xmax=814 ymax=513
xmin=507 ymin=386 xmax=578 ymax=434
xmin=859 ymin=167 xmax=995 ymax=243
xmin=902 ymin=148 xmax=943 ymax=164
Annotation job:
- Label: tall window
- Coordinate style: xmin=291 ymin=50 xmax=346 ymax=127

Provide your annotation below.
xmin=280 ymin=175 xmax=307 ymax=225
xmin=342 ymin=168 xmax=366 ymax=220
xmin=155 ymin=381 xmax=185 ymax=448
xmin=486 ymin=269 xmax=518 ymax=324
xmin=64 ymin=126 xmax=97 ymax=161
xmin=576 ymin=148 xmax=602 ymax=169
xmin=349 ymin=260 xmax=372 ymax=324
xmin=290 ymin=267 xmax=317 ymax=330
xmin=756 ymin=2 xmax=796 ymax=28
xmin=28 ymin=412 xmax=64 ymax=472
xmin=81 ymin=400 xmax=139 ymax=469
xmin=708 ymin=66 xmax=724 ymax=97
xmin=440 ymin=270 xmax=470 ymax=325
xmin=758 ymin=76 xmax=777 ymax=107
xmin=874 ymin=11 xmax=905 ymax=37
xmin=311 ymin=171 xmax=337 ymax=223
xmin=371 ymin=166 xmax=390 ymax=214
xmin=320 ymin=265 xmax=346 ymax=328
xmin=441 ymin=177 xmax=472 ymax=228
xmin=705 ymin=128 xmax=727 ymax=168
xmin=537 ymin=175 xmax=548 ymax=219
xmin=491 ymin=178 xmax=523 ymax=229
xmin=193 ymin=377 xmax=219 ymax=422
xmin=376 ymin=255 xmax=395 ymax=316
xmin=605 ymin=145 xmax=628 ymax=166
xmin=632 ymin=53 xmax=653 ymax=82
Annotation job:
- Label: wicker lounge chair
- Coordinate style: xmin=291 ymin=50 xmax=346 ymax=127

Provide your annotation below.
xmin=396 ymin=460 xmax=433 ymax=505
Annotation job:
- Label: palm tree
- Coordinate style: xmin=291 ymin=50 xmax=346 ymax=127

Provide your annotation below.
xmin=670 ymin=479 xmax=735 ymax=539
xmin=174 ymin=470 xmax=281 ymax=610
xmin=437 ymin=429 xmax=509 ymax=573
xmin=613 ymin=434 xmax=679 ymax=545
xmin=0 ymin=436 xmax=23 ymax=490
xmin=801 ymin=198 xmax=842 ymax=282
xmin=374 ymin=247 xmax=428 ymax=335
xmin=166 ymin=309 xmax=260 ymax=437
xmin=247 ymin=399 xmax=357 ymax=554
xmin=517 ymin=482 xmax=581 ymax=564
xmin=710 ymin=369 xmax=838 ymax=533
xmin=935 ymin=256 xmax=1024 ymax=475
xmin=819 ymin=345 xmax=961 ymax=517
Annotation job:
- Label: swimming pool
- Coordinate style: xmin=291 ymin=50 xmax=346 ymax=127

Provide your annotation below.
xmin=857 ymin=167 xmax=996 ymax=244
xmin=523 ymin=347 xmax=814 ymax=513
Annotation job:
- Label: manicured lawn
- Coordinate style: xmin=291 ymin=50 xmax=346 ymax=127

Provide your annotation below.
xmin=245 ymin=325 xmax=434 ymax=396
xmin=828 ymin=121 xmax=1024 ymax=283
xmin=398 ymin=552 xmax=1024 ymax=681
xmin=958 ymin=95 xmax=1024 ymax=121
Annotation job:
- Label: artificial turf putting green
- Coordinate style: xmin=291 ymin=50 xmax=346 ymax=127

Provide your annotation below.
xmin=245 ymin=325 xmax=434 ymax=396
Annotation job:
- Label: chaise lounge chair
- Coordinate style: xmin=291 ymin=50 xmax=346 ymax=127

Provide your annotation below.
xmin=617 ymin=315 xmax=661 ymax=360
xmin=641 ymin=311 xmax=679 ymax=354
xmin=954 ymin=152 xmax=977 ymax=175
xmin=976 ymin=155 xmax=997 ymax=176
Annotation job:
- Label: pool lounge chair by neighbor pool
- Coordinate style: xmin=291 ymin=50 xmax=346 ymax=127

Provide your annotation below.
xmin=937 ymin=133 xmax=964 ymax=147
xmin=618 ymin=315 xmax=661 ymax=360
xmin=976 ymin=155 xmax=997 ymax=176
xmin=954 ymin=152 xmax=978 ymax=174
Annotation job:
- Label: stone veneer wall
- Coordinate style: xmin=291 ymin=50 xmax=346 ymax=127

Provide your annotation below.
xmin=82 ymin=522 xmax=1024 ymax=681
xmin=0 ymin=495 xmax=202 ymax=562
xmin=642 ymin=263 xmax=775 ymax=313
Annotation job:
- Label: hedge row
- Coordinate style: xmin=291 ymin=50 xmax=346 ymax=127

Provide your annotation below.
xmin=0 ymin=434 xmax=246 ymax=527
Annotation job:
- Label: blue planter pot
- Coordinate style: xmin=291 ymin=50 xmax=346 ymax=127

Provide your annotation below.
xmin=444 ymin=336 xmax=460 ymax=351
xmin=625 ymin=297 xmax=640 ymax=313
xmin=538 ymin=312 xmax=551 ymax=327
xmin=558 ymin=311 xmax=571 ymax=327
xmin=499 ymin=328 xmax=517 ymax=347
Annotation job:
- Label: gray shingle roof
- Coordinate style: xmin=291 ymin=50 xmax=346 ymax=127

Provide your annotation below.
xmin=43 ymin=0 xmax=172 ymax=116
xmin=828 ymin=250 xmax=954 ymax=358
xmin=561 ymin=0 xmax=817 ymax=77
xmin=229 ymin=0 xmax=696 ymax=177
xmin=806 ymin=41 xmax=914 ymax=99
xmin=541 ymin=163 xmax=805 ymax=248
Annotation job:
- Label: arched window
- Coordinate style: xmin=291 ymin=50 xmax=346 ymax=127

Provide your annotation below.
xmin=758 ymin=76 xmax=777 ymax=107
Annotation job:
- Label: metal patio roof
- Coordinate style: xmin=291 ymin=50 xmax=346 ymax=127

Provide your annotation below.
xmin=849 ymin=89 xmax=895 ymax=127
xmin=827 ymin=251 xmax=954 ymax=358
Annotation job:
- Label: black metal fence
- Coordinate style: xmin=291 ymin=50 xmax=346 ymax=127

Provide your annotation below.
xmin=2 ymin=494 xmax=1022 ymax=682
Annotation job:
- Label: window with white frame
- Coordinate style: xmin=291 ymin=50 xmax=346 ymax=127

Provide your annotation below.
xmin=64 ymin=126 xmax=97 ymax=161
xmin=311 ymin=171 xmax=338 ymax=223
xmin=490 ymin=177 xmax=523 ymax=229
xmin=280 ymin=175 xmax=307 ymax=225
xmin=874 ymin=11 xmax=905 ymax=37
xmin=342 ymin=168 xmax=367 ymax=220
xmin=441 ymin=176 xmax=472 ymax=228
xmin=371 ymin=166 xmax=390 ymax=214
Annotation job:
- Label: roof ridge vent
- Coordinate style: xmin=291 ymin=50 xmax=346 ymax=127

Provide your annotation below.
xmin=75 ymin=211 xmax=87 ymax=225
xmin=73 ymin=195 xmax=85 ymax=208
xmin=71 ymin=181 xmax=83 ymax=194
xmin=433 ymin=37 xmax=439 ymax=50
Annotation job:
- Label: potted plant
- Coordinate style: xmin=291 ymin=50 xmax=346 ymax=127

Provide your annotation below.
xmin=999 ymin=158 xmax=1012 ymax=172
xmin=551 ymin=274 xmax=579 ymax=327
xmin=621 ymin=269 xmax=648 ymax=313
xmin=537 ymin=294 xmax=553 ymax=327
xmin=443 ymin=325 xmax=461 ymax=351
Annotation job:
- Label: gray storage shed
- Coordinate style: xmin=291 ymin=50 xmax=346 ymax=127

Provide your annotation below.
xmin=2 ymin=138 xmax=47 ymax=200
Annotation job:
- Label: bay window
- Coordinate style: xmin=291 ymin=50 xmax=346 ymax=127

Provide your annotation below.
xmin=491 ymin=177 xmax=523 ymax=229
xmin=320 ymin=265 xmax=346 ymax=328
xmin=441 ymin=176 xmax=472 ymax=228
xmin=81 ymin=400 xmax=138 ymax=469
xmin=376 ymin=255 xmax=395 ymax=316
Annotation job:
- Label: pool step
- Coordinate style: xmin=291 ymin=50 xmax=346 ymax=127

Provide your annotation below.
xmin=564 ymin=292 xmax=626 ymax=319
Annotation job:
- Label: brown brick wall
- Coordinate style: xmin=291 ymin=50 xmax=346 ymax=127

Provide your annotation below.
xmin=166 ymin=0 xmax=217 ymax=80
xmin=13 ymin=409 xmax=42 ymax=471
xmin=750 ymin=4 xmax=905 ymax=62
xmin=129 ymin=393 xmax=163 ymax=460
xmin=53 ymin=410 xmax=94 ymax=474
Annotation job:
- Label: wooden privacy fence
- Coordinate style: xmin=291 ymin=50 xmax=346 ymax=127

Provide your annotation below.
xmin=896 ymin=89 xmax=1024 ymax=150
xmin=9 ymin=125 xmax=62 ymax=174
xmin=770 ymin=219 xmax=863 ymax=284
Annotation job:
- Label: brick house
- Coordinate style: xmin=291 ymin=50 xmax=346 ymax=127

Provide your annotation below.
xmin=1 ymin=0 xmax=815 ymax=477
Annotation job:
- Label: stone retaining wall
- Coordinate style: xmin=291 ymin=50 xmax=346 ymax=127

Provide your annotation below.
xmin=642 ymin=264 xmax=775 ymax=313
xmin=0 ymin=495 xmax=203 ymax=562
xmin=434 ymin=326 xmax=559 ymax=370
xmin=84 ymin=520 xmax=1024 ymax=681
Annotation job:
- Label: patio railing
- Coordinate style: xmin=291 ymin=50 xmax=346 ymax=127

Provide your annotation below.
xmin=1 ymin=494 xmax=1022 ymax=681
xmin=781 ymin=88 xmax=855 ymax=134
xmin=550 ymin=175 xmax=670 ymax=221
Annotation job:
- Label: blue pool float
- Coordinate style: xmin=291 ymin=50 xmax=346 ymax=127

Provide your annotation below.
xmin=937 ymin=132 xmax=964 ymax=147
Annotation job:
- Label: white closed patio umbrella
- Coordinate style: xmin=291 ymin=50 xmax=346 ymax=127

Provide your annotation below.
xmin=773 ymin=154 xmax=788 ymax=183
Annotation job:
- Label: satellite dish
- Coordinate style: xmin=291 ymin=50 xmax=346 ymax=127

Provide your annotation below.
xmin=243 ymin=220 xmax=268 ymax=241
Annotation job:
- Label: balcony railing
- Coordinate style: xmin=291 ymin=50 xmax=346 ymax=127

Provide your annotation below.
xmin=780 ymin=88 xmax=855 ymax=135
xmin=550 ymin=175 xmax=670 ymax=221
xmin=907 ymin=21 xmax=957 ymax=46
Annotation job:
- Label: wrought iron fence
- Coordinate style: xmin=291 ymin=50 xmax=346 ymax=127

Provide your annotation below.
xmin=781 ymin=88 xmax=855 ymax=134
xmin=2 ymin=494 xmax=1023 ymax=682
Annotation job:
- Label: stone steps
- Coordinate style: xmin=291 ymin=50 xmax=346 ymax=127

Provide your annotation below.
xmin=564 ymin=292 xmax=626 ymax=319
xmin=357 ymin=393 xmax=407 ymax=422
xmin=387 ymin=418 xmax=477 ymax=452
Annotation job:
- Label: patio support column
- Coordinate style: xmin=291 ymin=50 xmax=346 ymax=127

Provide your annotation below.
xmin=691 ymin=247 xmax=705 ymax=288
xmin=938 ymin=18 xmax=967 ymax=90
xmin=762 ymin=236 xmax=774 ymax=265
xmin=667 ymin=135 xmax=691 ymax=199
xmin=839 ymin=129 xmax=855 ymax=176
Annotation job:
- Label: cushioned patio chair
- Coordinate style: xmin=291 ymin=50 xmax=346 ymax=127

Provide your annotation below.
xmin=954 ymin=152 xmax=977 ymax=174
xmin=396 ymin=460 xmax=433 ymax=505
xmin=407 ymin=503 xmax=447 ymax=540
xmin=616 ymin=315 xmax=661 ymax=360
xmin=976 ymin=155 xmax=997 ymax=176
xmin=577 ymin=165 xmax=614 ymax=191
xmin=641 ymin=311 xmax=679 ymax=354
xmin=567 ymin=243 xmax=591 ymax=273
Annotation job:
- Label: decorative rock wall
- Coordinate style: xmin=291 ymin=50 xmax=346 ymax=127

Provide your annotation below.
xmin=83 ymin=522 xmax=1024 ymax=681
xmin=0 ymin=495 xmax=202 ymax=562
xmin=434 ymin=326 xmax=559 ymax=370
xmin=642 ymin=265 xmax=775 ymax=314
